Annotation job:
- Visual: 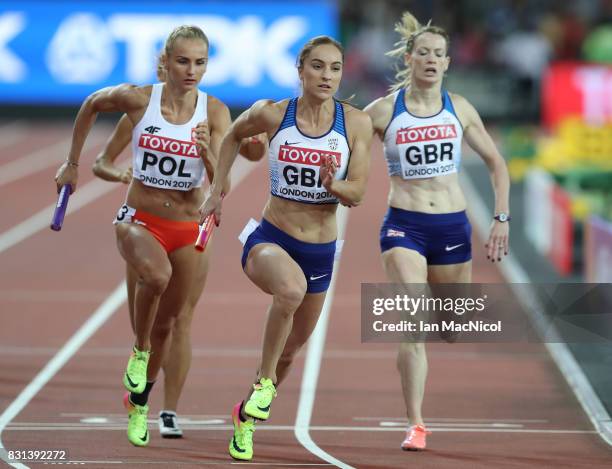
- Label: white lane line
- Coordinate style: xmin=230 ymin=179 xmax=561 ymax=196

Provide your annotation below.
xmin=354 ymin=416 xmax=549 ymax=423
xmin=3 ymin=424 xmax=597 ymax=434
xmin=0 ymin=121 xmax=28 ymax=150
xmin=295 ymin=206 xmax=354 ymax=469
xmin=0 ymin=178 xmax=119 ymax=254
xmin=461 ymin=171 xmax=612 ymax=447
xmin=0 ymin=155 xmax=258 ymax=255
xmin=0 ymin=133 xmax=108 ymax=188
xmin=0 ymin=281 xmax=127 ymax=469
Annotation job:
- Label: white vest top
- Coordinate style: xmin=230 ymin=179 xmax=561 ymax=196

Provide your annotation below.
xmin=383 ymin=88 xmax=463 ymax=180
xmin=268 ymin=98 xmax=351 ymax=204
xmin=132 ymin=83 xmax=207 ymax=191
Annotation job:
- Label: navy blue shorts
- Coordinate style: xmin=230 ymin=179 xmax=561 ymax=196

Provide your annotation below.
xmin=241 ymin=219 xmax=336 ymax=293
xmin=380 ymin=207 xmax=472 ymax=265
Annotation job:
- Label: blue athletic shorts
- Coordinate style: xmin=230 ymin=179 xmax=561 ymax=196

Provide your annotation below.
xmin=241 ymin=219 xmax=336 ymax=293
xmin=380 ymin=207 xmax=472 ymax=265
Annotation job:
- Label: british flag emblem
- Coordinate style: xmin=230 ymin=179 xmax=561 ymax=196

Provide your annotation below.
xmin=386 ymin=229 xmax=405 ymax=237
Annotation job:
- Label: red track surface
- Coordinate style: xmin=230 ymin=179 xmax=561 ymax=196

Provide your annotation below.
xmin=1 ymin=123 xmax=610 ymax=468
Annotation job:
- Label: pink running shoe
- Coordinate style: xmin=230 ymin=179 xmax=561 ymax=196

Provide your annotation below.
xmin=401 ymin=424 xmax=431 ymax=451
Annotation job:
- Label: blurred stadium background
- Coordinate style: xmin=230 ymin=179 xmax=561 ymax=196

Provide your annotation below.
xmin=0 ymin=0 xmax=611 ymax=453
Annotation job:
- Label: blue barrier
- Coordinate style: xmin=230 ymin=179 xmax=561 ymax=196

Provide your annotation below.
xmin=0 ymin=1 xmax=337 ymax=106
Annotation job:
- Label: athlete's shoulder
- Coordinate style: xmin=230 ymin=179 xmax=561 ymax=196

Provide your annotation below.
xmin=446 ymin=91 xmax=478 ymax=124
xmin=363 ymin=93 xmax=395 ymax=133
xmin=206 ymin=93 xmax=230 ymax=115
xmin=248 ymin=98 xmax=289 ymax=123
xmin=342 ymin=103 xmax=373 ymax=132
xmin=446 ymin=92 xmax=472 ymax=111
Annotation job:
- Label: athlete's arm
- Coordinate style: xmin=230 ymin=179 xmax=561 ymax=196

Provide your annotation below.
xmin=204 ymin=95 xmax=232 ymax=195
xmin=92 ymin=114 xmax=133 ymax=184
xmin=198 ymin=99 xmax=279 ymax=224
xmin=453 ymin=93 xmax=511 ymax=260
xmin=55 ymin=84 xmax=148 ymax=193
xmin=363 ymin=95 xmax=394 ymax=140
xmin=321 ymin=107 xmax=373 ymax=207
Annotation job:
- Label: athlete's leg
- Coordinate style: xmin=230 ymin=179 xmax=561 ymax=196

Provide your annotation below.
xmin=382 ymin=247 xmax=428 ymax=427
xmin=427 ymin=261 xmax=472 ymax=284
xmin=148 ymin=243 xmax=206 ymax=384
xmin=126 ymin=265 xmax=137 ymax=333
xmin=276 ymin=292 xmax=327 ymax=385
xmin=162 ymin=243 xmax=211 ymax=411
xmin=115 ymin=223 xmax=172 ymax=352
xmin=244 ymin=243 xmax=307 ymax=385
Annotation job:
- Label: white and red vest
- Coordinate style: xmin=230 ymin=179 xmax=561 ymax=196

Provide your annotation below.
xmin=132 ymin=83 xmax=207 ymax=191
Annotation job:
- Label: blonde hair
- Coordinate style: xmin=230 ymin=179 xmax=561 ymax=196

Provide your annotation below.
xmin=386 ymin=11 xmax=450 ymax=92
xmin=164 ymin=25 xmax=209 ymax=57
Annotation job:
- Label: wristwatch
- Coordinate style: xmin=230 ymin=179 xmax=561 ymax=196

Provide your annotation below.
xmin=494 ymin=212 xmax=511 ymax=222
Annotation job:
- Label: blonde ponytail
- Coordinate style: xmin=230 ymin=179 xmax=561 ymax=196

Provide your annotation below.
xmin=386 ymin=12 xmax=450 ymax=92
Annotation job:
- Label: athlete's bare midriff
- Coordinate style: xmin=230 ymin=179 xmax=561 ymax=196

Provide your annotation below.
xmin=388 ymin=172 xmax=466 ymax=214
xmin=125 ymin=179 xmax=205 ymax=221
xmin=263 ymin=195 xmax=338 ymax=243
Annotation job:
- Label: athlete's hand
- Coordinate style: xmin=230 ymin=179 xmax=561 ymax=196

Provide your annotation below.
xmin=119 ymin=166 xmax=132 ymax=184
xmin=320 ymin=154 xmax=338 ymax=191
xmin=485 ymin=221 xmax=509 ymax=262
xmin=198 ymin=189 xmax=223 ymax=226
xmin=55 ymin=161 xmax=78 ymax=194
xmin=193 ymin=120 xmax=210 ymax=159
xmin=239 ymin=133 xmax=268 ymax=162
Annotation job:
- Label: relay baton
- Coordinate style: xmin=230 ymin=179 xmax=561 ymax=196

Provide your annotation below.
xmin=50 ymin=184 xmax=71 ymax=231
xmin=195 ymin=193 xmax=224 ymax=252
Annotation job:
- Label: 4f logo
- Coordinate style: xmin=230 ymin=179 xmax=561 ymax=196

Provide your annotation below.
xmin=144 ymin=125 xmax=161 ymax=134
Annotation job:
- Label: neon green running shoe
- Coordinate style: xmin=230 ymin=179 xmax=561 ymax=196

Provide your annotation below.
xmin=126 ymin=401 xmax=149 ymax=447
xmin=229 ymin=401 xmax=255 ymax=460
xmin=244 ymin=377 xmax=277 ymax=420
xmin=123 ymin=347 xmax=149 ymax=394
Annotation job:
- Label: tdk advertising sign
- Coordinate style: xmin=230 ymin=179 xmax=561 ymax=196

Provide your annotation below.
xmin=0 ymin=1 xmax=337 ymax=106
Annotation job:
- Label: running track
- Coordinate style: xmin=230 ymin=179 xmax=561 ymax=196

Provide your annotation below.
xmin=0 ymin=120 xmax=610 ymax=468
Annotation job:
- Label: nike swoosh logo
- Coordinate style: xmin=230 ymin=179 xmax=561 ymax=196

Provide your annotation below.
xmin=232 ymin=436 xmax=245 ymax=453
xmin=309 ymin=274 xmax=328 ymax=281
xmin=257 ymin=404 xmax=271 ymax=412
xmin=284 ymin=140 xmax=300 ymax=146
xmin=140 ymin=430 xmax=148 ymax=442
xmin=445 ymin=244 xmax=464 ymax=252
xmin=125 ymin=374 xmax=139 ymax=389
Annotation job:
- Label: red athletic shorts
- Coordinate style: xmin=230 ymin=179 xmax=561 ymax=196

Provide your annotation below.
xmin=114 ymin=204 xmax=199 ymax=253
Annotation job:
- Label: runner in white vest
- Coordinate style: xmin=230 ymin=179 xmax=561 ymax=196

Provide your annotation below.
xmin=91 ymin=101 xmax=267 ymax=440
xmin=199 ymin=36 xmax=373 ymax=462
xmin=54 ymin=25 xmax=232 ymax=448
xmin=364 ymin=11 xmax=511 ymax=451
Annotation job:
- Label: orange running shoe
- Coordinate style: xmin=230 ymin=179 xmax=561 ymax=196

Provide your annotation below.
xmin=401 ymin=424 xmax=431 ymax=451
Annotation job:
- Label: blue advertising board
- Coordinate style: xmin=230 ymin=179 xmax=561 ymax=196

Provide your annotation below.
xmin=0 ymin=1 xmax=337 ymax=106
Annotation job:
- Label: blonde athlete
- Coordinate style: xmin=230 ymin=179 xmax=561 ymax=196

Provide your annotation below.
xmin=364 ymin=12 xmax=510 ymax=451
xmin=92 ymin=116 xmax=267 ymax=439
xmin=55 ymin=25 xmax=231 ymax=447
xmin=199 ymin=35 xmax=373 ymax=461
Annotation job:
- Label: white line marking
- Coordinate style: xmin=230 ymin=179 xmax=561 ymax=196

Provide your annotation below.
xmin=461 ymin=171 xmax=612 ymax=446
xmin=3 ymin=424 xmax=596 ymax=434
xmin=0 ymin=133 xmax=107 ymax=188
xmin=295 ymin=206 xmax=354 ymax=469
xmin=354 ymin=416 xmax=549 ymax=423
xmin=0 ymin=121 xmax=28 ymax=150
xmin=0 ymin=282 xmax=127 ymax=469
xmin=0 ymin=178 xmax=119 ymax=255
